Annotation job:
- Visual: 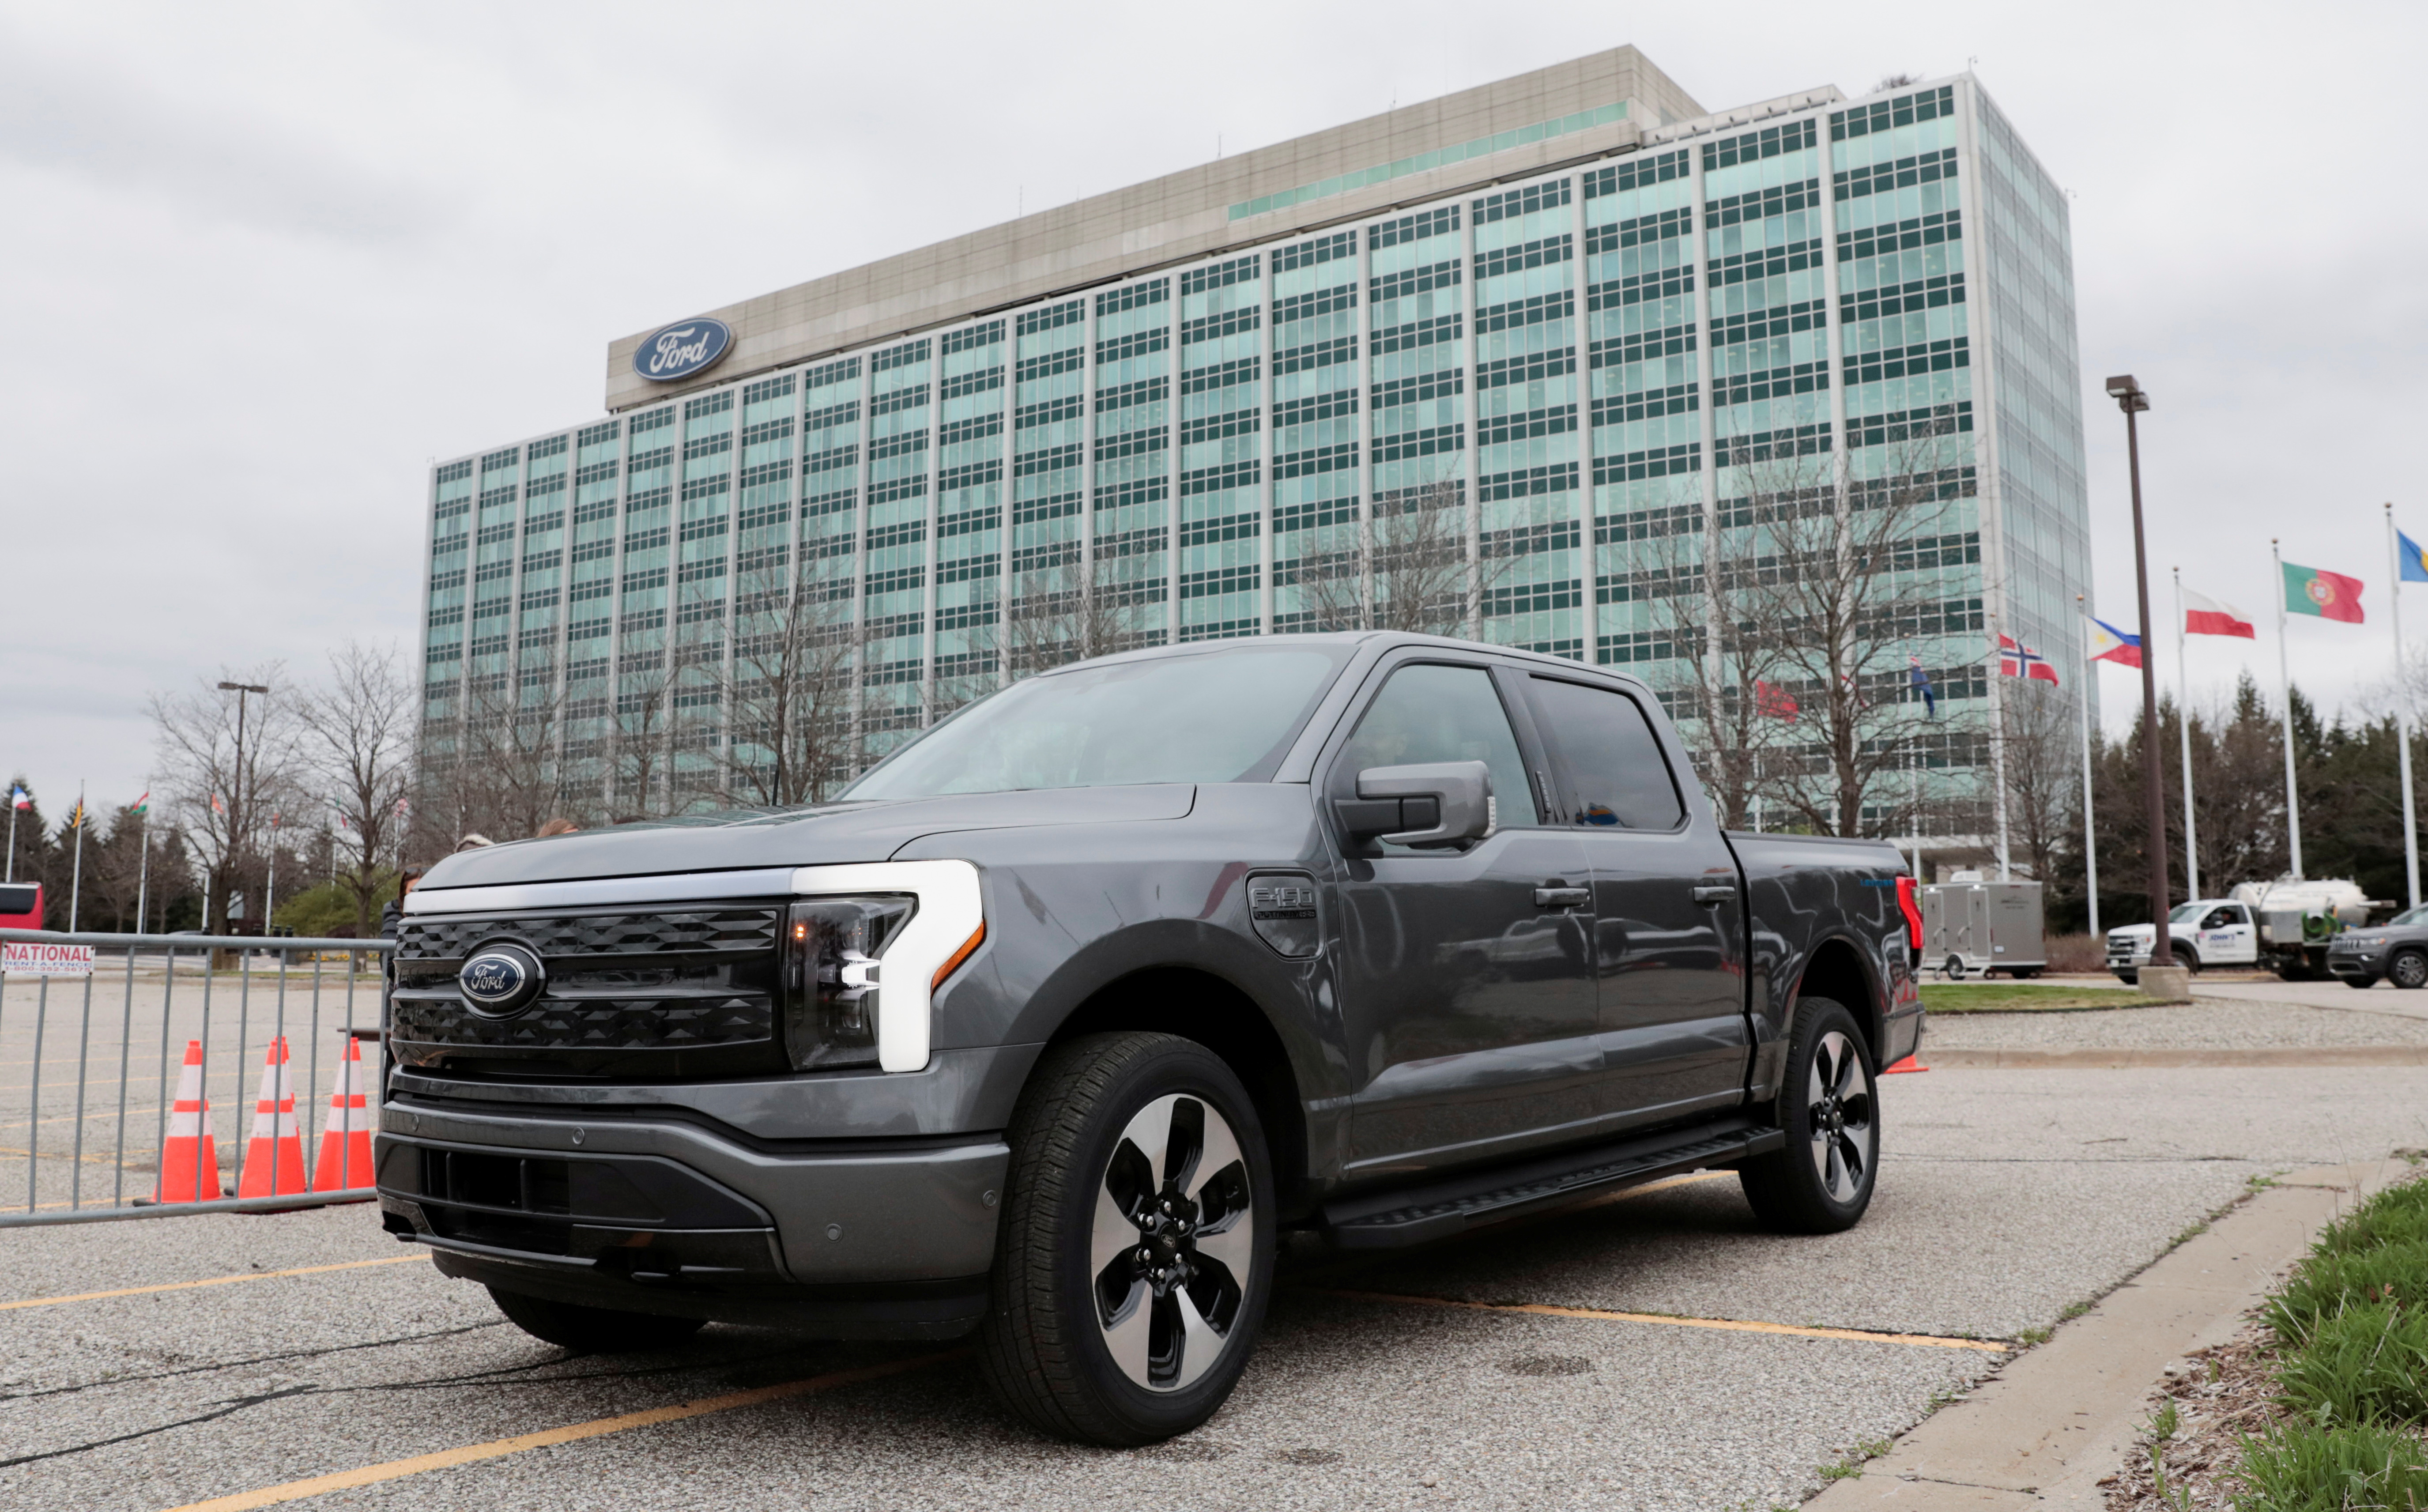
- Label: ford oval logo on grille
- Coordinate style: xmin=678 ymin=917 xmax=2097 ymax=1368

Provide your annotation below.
xmin=458 ymin=943 xmax=544 ymax=1016
xmin=633 ymin=317 xmax=732 ymax=382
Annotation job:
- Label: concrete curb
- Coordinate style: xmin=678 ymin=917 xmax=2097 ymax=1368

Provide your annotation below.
xmin=1809 ymin=1158 xmax=2418 ymax=1509
xmin=1923 ymin=1047 xmax=2428 ymax=1069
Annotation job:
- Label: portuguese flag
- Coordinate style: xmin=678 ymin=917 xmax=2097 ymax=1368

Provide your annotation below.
xmin=2283 ymin=561 xmax=2365 ymax=623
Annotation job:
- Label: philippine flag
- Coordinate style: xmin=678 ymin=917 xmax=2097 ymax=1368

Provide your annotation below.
xmin=2183 ymin=587 xmax=2257 ymax=639
xmin=2084 ymin=615 xmax=2142 ymax=668
xmin=1998 ymin=632 xmax=2061 ymax=684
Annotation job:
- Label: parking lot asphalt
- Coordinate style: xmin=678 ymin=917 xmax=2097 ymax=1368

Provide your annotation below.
xmin=6 ymin=1048 xmax=2425 ymax=1512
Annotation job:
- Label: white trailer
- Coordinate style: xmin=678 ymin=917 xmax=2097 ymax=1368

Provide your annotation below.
xmin=1921 ymin=880 xmax=2047 ymax=979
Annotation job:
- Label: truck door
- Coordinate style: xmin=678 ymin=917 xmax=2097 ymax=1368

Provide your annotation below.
xmin=1323 ymin=657 xmax=1599 ymax=1177
xmin=2202 ymin=904 xmax=2258 ymax=964
xmin=1516 ymin=671 xmax=1750 ymax=1129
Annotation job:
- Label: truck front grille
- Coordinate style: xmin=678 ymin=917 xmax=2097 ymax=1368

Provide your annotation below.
xmin=390 ymin=902 xmax=786 ymax=1080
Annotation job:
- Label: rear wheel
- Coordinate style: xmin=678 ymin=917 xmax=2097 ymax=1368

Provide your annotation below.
xmin=1740 ymin=997 xmax=1878 ymax=1235
xmin=1943 ymin=955 xmax=1966 ymax=981
xmin=488 ymin=1288 xmax=705 ymax=1353
xmin=978 ymin=1032 xmax=1274 ymax=1445
xmin=2390 ymin=950 xmax=2428 ymax=990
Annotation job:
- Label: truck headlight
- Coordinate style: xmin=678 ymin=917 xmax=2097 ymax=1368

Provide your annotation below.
xmin=784 ymin=897 xmax=915 ymax=1071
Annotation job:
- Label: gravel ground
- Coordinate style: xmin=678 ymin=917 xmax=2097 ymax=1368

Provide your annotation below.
xmin=1923 ymin=997 xmax=2428 ymax=1051
xmin=6 ymin=1065 xmax=2428 ymax=1511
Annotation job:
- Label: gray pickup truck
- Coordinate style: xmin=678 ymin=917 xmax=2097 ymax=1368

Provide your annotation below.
xmin=377 ymin=632 xmax=1922 ymax=1444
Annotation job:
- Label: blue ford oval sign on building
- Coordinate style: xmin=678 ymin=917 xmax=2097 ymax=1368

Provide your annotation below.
xmin=633 ymin=317 xmax=733 ymax=383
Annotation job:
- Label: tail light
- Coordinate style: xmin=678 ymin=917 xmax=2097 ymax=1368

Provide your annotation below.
xmin=1896 ymin=876 xmax=1924 ymax=953
xmin=784 ymin=897 xmax=915 ymax=1071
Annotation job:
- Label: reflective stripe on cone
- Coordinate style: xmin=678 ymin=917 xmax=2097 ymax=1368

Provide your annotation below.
xmin=311 ymin=1036 xmax=376 ymax=1193
xmin=237 ymin=1037 xmax=309 ymax=1199
xmin=153 ymin=1039 xmax=225 ymax=1203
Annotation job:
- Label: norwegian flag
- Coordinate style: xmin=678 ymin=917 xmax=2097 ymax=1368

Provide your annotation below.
xmin=1998 ymin=632 xmax=2060 ymax=684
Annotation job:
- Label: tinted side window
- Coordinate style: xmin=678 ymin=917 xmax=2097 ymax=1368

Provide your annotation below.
xmin=1336 ymin=664 xmax=1542 ymax=827
xmin=1527 ymin=677 xmax=1684 ymax=829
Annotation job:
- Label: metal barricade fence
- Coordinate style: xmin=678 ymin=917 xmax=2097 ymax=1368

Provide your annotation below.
xmin=0 ymin=929 xmax=394 ymax=1226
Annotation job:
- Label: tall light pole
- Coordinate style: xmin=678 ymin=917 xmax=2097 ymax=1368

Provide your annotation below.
xmin=2105 ymin=376 xmax=2172 ymax=965
xmin=217 ymin=680 xmax=269 ymax=936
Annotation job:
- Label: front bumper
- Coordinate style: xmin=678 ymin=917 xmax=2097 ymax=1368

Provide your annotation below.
xmin=376 ymin=1093 xmax=1010 ymax=1337
xmin=2326 ymin=946 xmax=2383 ymax=979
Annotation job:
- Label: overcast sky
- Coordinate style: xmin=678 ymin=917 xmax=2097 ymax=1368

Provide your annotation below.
xmin=4 ymin=0 xmax=2423 ymax=811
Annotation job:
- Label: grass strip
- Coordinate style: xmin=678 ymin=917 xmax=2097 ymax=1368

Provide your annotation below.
xmin=1919 ymin=983 xmax=2153 ymax=1013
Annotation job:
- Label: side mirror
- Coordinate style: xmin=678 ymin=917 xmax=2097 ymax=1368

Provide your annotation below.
xmin=1338 ymin=761 xmax=1493 ymax=850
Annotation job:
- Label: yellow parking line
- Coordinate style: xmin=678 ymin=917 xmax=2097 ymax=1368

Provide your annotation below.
xmin=159 ymin=1352 xmax=959 ymax=1512
xmin=1309 ymin=1287 xmax=2010 ymax=1352
xmin=0 ymin=1255 xmax=425 ymax=1311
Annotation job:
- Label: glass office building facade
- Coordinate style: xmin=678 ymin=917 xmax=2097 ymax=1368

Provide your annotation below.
xmin=422 ymin=64 xmax=2089 ymax=826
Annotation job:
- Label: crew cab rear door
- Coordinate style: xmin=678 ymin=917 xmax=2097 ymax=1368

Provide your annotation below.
xmin=1516 ymin=670 xmax=1750 ymax=1128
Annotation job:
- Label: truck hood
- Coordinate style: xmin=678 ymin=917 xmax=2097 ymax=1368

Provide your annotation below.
xmin=413 ymin=784 xmax=1198 ymax=890
xmin=2107 ymin=924 xmax=2178 ymax=942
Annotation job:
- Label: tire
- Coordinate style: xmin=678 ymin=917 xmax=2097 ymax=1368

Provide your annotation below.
xmin=488 ymin=1288 xmax=707 ymax=1353
xmin=2009 ymin=968 xmax=2041 ymax=980
xmin=2344 ymin=975 xmax=2380 ymax=989
xmin=1943 ymin=955 xmax=1965 ymax=981
xmin=2176 ymin=948 xmax=2201 ymax=975
xmin=2390 ymin=950 xmax=2428 ymax=990
xmin=2115 ymin=971 xmax=2138 ymax=985
xmin=977 ymin=1032 xmax=1274 ymax=1446
xmin=1739 ymin=997 xmax=1879 ymax=1235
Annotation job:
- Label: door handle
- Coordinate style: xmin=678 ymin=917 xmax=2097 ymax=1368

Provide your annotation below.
xmin=1534 ymin=886 xmax=1591 ymax=909
xmin=1693 ymin=884 xmax=1737 ymax=906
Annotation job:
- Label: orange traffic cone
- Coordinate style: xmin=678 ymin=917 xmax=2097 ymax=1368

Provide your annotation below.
xmin=1881 ymin=1055 xmax=1930 ymax=1074
xmin=311 ymin=1037 xmax=377 ymax=1193
xmin=237 ymin=1037 xmax=309 ymax=1199
xmin=152 ymin=1039 xmax=225 ymax=1203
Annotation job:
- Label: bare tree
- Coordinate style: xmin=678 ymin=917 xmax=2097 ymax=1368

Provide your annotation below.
xmin=1725 ymin=413 xmax=1974 ymax=837
xmin=415 ymin=652 xmax=571 ymax=849
xmin=1291 ymin=477 xmax=1489 ymax=635
xmin=719 ymin=563 xmax=866 ymax=806
xmin=295 ymin=641 xmax=416 ymax=938
xmin=1998 ymin=678 xmax=2079 ymax=884
xmin=1005 ymin=551 xmax=1138 ymax=676
xmin=148 ymin=667 xmax=305 ymax=933
xmin=1614 ymin=490 xmax=1781 ymax=828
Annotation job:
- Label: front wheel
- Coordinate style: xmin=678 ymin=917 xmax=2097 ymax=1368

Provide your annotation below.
xmin=2344 ymin=975 xmax=2381 ymax=989
xmin=1740 ymin=997 xmax=1878 ymax=1234
xmin=978 ymin=1032 xmax=1274 ymax=1445
xmin=2391 ymin=950 xmax=2428 ymax=990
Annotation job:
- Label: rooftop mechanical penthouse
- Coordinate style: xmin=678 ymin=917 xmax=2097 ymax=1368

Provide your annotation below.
xmin=420 ymin=45 xmax=2090 ymax=826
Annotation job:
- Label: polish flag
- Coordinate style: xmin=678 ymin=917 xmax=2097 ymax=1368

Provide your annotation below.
xmin=2183 ymin=587 xmax=2256 ymax=639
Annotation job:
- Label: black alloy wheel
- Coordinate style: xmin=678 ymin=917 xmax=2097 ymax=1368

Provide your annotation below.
xmin=1739 ymin=996 xmax=1879 ymax=1234
xmin=979 ymin=1031 xmax=1274 ymax=1445
xmin=488 ymin=1288 xmax=706 ymax=1352
xmin=2390 ymin=949 xmax=2428 ymax=991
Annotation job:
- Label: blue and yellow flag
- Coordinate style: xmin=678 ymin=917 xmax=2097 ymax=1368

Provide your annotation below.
xmin=2400 ymin=529 xmax=2428 ymax=584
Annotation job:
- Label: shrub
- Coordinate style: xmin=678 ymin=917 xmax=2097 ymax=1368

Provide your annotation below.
xmin=2317 ymin=1180 xmax=2428 ymax=1259
xmin=2232 ymin=1420 xmax=2428 ymax=1511
xmin=2267 ymin=1239 xmax=2428 ymax=1343
xmin=2273 ymin=1301 xmax=2428 ymax=1425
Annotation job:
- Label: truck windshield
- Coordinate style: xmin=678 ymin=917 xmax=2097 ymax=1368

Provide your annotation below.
xmin=2168 ymin=904 xmax=2209 ymax=922
xmin=842 ymin=644 xmax=1351 ymax=799
xmin=2390 ymin=905 xmax=2428 ymax=926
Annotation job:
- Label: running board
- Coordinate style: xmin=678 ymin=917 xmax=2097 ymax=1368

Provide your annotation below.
xmin=1320 ymin=1119 xmax=1784 ymax=1250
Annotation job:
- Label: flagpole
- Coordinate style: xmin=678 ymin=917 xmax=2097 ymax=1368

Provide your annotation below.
xmin=69 ymin=781 xmax=87 ymax=932
xmin=135 ymin=813 xmax=150 ymax=935
xmin=2274 ymin=538 xmax=2304 ymax=879
xmin=2077 ymin=595 xmax=2101 ymax=939
xmin=2389 ymin=503 xmax=2421 ymax=909
xmin=4 ymin=798 xmax=15 ymax=884
xmin=2172 ymin=569 xmax=2199 ymax=901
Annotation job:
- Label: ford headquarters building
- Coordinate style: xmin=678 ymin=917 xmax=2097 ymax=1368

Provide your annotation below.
xmin=421 ymin=45 xmax=2092 ymax=820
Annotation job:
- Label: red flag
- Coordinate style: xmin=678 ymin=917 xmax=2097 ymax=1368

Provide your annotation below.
xmin=1754 ymin=679 xmax=1799 ymax=717
xmin=2182 ymin=587 xmax=2255 ymax=639
xmin=1998 ymin=633 xmax=2061 ymax=684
